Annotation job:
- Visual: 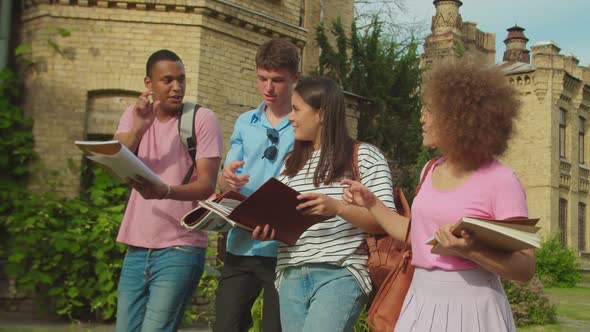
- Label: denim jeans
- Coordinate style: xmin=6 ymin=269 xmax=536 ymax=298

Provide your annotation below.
xmin=279 ymin=264 xmax=368 ymax=332
xmin=115 ymin=245 xmax=205 ymax=332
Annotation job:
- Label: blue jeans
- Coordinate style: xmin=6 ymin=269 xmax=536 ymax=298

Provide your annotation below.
xmin=115 ymin=246 xmax=205 ymax=332
xmin=279 ymin=264 xmax=368 ymax=332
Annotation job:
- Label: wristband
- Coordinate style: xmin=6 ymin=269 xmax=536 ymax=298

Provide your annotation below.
xmin=161 ymin=185 xmax=171 ymax=200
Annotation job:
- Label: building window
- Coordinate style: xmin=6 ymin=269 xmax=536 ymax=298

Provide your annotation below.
xmin=579 ymin=117 xmax=585 ymax=164
xmin=580 ymin=203 xmax=587 ymax=251
xmin=559 ymin=109 xmax=566 ymax=159
xmin=559 ymin=198 xmax=567 ymax=245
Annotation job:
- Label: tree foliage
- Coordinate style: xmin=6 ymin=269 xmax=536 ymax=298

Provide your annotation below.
xmin=1 ymin=30 xmax=127 ymax=321
xmin=316 ymin=17 xmax=423 ymax=196
xmin=0 ymin=69 xmax=36 ymax=202
xmin=0 ymin=65 xmax=37 ymax=263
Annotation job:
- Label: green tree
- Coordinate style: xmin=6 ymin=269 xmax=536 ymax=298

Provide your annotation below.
xmin=316 ymin=17 xmax=423 ymax=196
xmin=316 ymin=18 xmax=350 ymax=89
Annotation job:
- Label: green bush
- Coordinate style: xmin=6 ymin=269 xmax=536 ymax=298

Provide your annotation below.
xmin=503 ymin=276 xmax=557 ymax=327
xmin=249 ymin=292 xmax=263 ymax=332
xmin=0 ymin=69 xmax=35 ymax=185
xmin=0 ymin=60 xmax=130 ymax=321
xmin=4 ymin=167 xmax=128 ymax=321
xmin=536 ymin=234 xmax=582 ymax=287
xmin=0 ymin=68 xmax=37 ymax=259
xmin=188 ymin=246 xmax=221 ymax=326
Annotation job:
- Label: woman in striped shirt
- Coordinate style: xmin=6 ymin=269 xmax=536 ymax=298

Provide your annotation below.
xmin=253 ymin=76 xmax=395 ymax=332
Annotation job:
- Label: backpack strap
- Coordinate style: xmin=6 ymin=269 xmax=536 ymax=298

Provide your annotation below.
xmin=178 ymin=102 xmax=200 ymax=184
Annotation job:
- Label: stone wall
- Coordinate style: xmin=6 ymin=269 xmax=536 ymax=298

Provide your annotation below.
xmin=17 ymin=0 xmax=355 ymax=196
xmin=501 ymin=43 xmax=590 ymax=255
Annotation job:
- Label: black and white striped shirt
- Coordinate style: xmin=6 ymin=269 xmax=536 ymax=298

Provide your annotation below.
xmin=275 ymin=143 xmax=395 ymax=295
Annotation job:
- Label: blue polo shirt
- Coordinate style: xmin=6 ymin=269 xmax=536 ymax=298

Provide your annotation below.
xmin=224 ymin=102 xmax=295 ymax=257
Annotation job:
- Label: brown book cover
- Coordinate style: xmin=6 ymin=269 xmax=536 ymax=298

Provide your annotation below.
xmin=181 ymin=178 xmax=328 ymax=245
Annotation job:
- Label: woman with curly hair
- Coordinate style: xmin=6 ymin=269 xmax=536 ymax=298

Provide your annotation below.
xmin=341 ymin=59 xmax=534 ymax=332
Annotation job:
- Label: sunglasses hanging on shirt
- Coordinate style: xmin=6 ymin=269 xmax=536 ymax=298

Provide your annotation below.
xmin=262 ymin=128 xmax=279 ymax=161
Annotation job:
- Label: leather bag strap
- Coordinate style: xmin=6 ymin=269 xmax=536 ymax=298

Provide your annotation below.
xmin=352 ymin=142 xmax=360 ymax=181
xmin=400 ymin=157 xmax=440 ymax=249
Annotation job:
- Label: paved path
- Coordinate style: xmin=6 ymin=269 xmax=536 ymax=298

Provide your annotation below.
xmin=0 ymin=312 xmax=212 ymax=332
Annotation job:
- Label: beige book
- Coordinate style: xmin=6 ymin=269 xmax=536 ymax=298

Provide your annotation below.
xmin=426 ymin=217 xmax=540 ymax=257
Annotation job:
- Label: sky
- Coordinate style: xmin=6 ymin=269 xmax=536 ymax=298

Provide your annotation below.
xmin=387 ymin=0 xmax=590 ymax=66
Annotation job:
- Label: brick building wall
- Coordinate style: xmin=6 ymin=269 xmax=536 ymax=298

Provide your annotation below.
xmin=16 ymin=0 xmax=355 ymax=196
xmin=500 ymin=44 xmax=590 ymax=258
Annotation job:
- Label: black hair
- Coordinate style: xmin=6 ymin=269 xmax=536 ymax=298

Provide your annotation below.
xmin=146 ymin=49 xmax=182 ymax=77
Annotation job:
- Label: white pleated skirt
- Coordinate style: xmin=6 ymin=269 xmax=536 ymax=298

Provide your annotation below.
xmin=394 ymin=267 xmax=516 ymax=332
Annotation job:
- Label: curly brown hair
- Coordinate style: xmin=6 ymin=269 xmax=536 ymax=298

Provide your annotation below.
xmin=422 ymin=58 xmax=520 ymax=171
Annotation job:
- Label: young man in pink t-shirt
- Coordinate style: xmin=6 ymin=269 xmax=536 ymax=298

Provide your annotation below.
xmin=113 ymin=49 xmax=223 ymax=332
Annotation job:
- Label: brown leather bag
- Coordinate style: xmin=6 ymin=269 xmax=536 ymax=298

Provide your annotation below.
xmin=352 ymin=144 xmax=438 ymax=331
xmin=365 ymin=187 xmax=411 ymax=290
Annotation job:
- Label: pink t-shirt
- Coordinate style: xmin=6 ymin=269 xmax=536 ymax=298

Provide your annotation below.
xmin=411 ymin=158 xmax=528 ymax=270
xmin=115 ymin=105 xmax=223 ymax=249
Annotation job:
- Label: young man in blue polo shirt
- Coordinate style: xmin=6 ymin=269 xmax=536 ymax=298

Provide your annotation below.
xmin=213 ymin=38 xmax=300 ymax=332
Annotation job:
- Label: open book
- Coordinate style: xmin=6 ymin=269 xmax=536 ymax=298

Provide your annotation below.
xmin=75 ymin=140 xmax=163 ymax=185
xmin=180 ymin=178 xmax=328 ymax=245
xmin=181 ymin=190 xmax=248 ymax=232
xmin=426 ymin=217 xmax=540 ymax=257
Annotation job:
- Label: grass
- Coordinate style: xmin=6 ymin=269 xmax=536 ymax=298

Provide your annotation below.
xmin=519 ymin=274 xmax=590 ymax=332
